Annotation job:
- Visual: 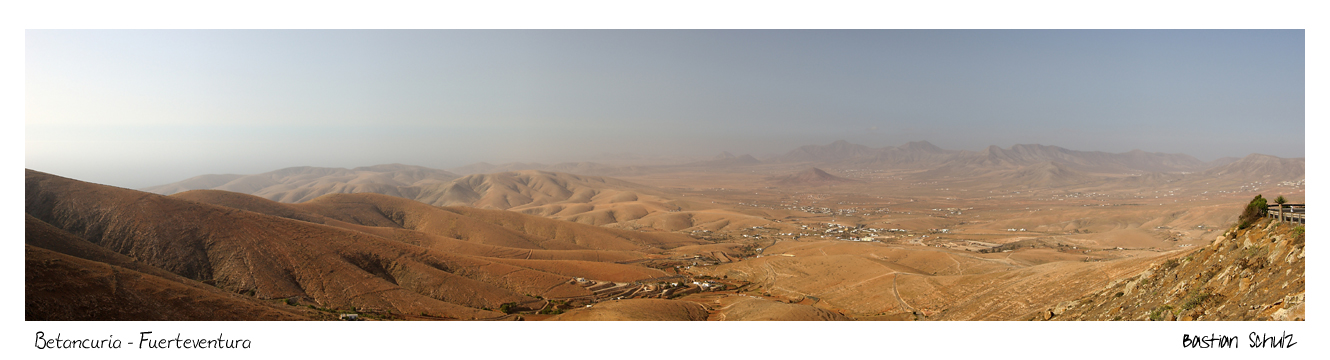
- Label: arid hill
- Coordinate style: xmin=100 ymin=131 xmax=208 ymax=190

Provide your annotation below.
xmin=27 ymin=169 xmax=717 ymax=320
xmin=768 ymin=167 xmax=859 ymax=187
xmin=138 ymin=173 xmax=246 ymax=195
xmin=545 ymin=299 xmax=709 ymax=321
xmin=1108 ymin=153 xmax=1306 ymax=190
xmin=169 ymin=190 xmax=660 ymax=263
xmin=1206 ymin=156 xmax=1241 ymax=168
xmin=1200 ymin=153 xmax=1305 ymax=182
xmin=26 ymin=215 xmax=321 ymax=320
xmin=150 ymin=167 xmax=672 ymax=213
xmin=712 ymin=296 xmax=851 ymax=321
xmin=688 ymin=239 xmax=1169 ymax=320
xmin=990 ymin=161 xmax=1098 ymax=188
xmin=411 ymin=170 xmax=663 ymax=209
xmin=142 ymin=164 xmax=460 ymax=202
xmin=1034 ymin=217 xmax=1304 ymax=321
xmin=151 ymin=167 xmax=778 ymax=232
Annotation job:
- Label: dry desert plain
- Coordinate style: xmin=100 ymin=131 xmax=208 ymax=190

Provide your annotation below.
xmin=25 ymin=141 xmax=1305 ymax=321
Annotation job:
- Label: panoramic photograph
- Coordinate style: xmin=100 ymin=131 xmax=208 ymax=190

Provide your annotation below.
xmin=25 ymin=30 xmax=1304 ymax=323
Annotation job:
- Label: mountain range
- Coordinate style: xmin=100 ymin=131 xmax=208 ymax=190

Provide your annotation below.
xmin=144 ymin=140 xmax=1303 ymax=198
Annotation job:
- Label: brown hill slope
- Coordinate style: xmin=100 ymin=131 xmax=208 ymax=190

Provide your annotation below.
xmin=545 ymin=299 xmax=709 ymax=321
xmin=25 ymin=215 xmax=320 ymax=321
xmin=412 ymin=170 xmax=662 ymax=209
xmin=181 ymin=168 xmax=704 ymax=229
xmin=442 ymin=205 xmax=705 ymax=250
xmin=27 ymin=214 xmax=203 ymax=283
xmin=170 ymin=190 xmax=654 ymax=262
xmin=286 ymin=192 xmax=704 ymax=252
xmin=1034 ymin=217 xmax=1304 ymax=321
xmin=27 ymin=169 xmax=609 ymax=319
xmin=26 ymin=245 xmax=316 ymax=321
xmin=714 ymin=296 xmax=851 ymax=321
xmin=689 ymin=240 xmax=1165 ymax=320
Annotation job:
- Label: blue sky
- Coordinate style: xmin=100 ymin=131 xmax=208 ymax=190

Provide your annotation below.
xmin=25 ymin=30 xmax=1304 ymax=188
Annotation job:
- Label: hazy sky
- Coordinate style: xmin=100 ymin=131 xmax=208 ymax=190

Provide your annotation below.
xmin=26 ymin=30 xmax=1304 ymax=188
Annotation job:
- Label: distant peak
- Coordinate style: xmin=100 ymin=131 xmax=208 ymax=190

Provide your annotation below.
xmin=1012 ymin=143 xmax=1051 ymax=150
xmin=771 ymin=167 xmax=857 ymax=185
xmin=1242 ymin=153 xmax=1279 ymax=159
xmin=901 ymin=140 xmax=943 ymax=152
xmin=353 ymin=163 xmax=429 ymax=172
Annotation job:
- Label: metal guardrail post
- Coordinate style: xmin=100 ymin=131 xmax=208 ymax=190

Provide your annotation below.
xmin=1268 ymin=204 xmax=1305 ymax=225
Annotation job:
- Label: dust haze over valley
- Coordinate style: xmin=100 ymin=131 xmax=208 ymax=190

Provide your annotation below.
xmin=24 ymin=30 xmax=1306 ymax=323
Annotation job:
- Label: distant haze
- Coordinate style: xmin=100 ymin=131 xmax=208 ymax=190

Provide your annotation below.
xmin=25 ymin=30 xmax=1304 ymax=188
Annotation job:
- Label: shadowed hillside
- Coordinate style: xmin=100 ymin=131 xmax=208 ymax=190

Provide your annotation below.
xmin=28 ymin=169 xmax=719 ymax=320
xmin=25 ymin=215 xmax=320 ymax=321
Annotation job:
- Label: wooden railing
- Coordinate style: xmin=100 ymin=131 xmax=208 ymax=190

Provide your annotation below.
xmin=1268 ymin=204 xmax=1305 ymax=225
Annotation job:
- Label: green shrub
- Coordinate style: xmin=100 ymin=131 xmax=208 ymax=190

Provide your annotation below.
xmin=1181 ymin=291 xmax=1210 ymax=310
xmin=1238 ymin=195 xmax=1268 ymax=229
xmin=1149 ymin=305 xmax=1174 ymax=321
xmin=499 ymin=302 xmax=519 ymax=314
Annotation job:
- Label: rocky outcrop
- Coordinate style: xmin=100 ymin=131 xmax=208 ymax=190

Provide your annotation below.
xmin=1033 ymin=217 xmax=1304 ymax=321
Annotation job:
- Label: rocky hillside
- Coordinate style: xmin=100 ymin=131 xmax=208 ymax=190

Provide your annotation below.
xmin=1033 ymin=216 xmax=1304 ymax=321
